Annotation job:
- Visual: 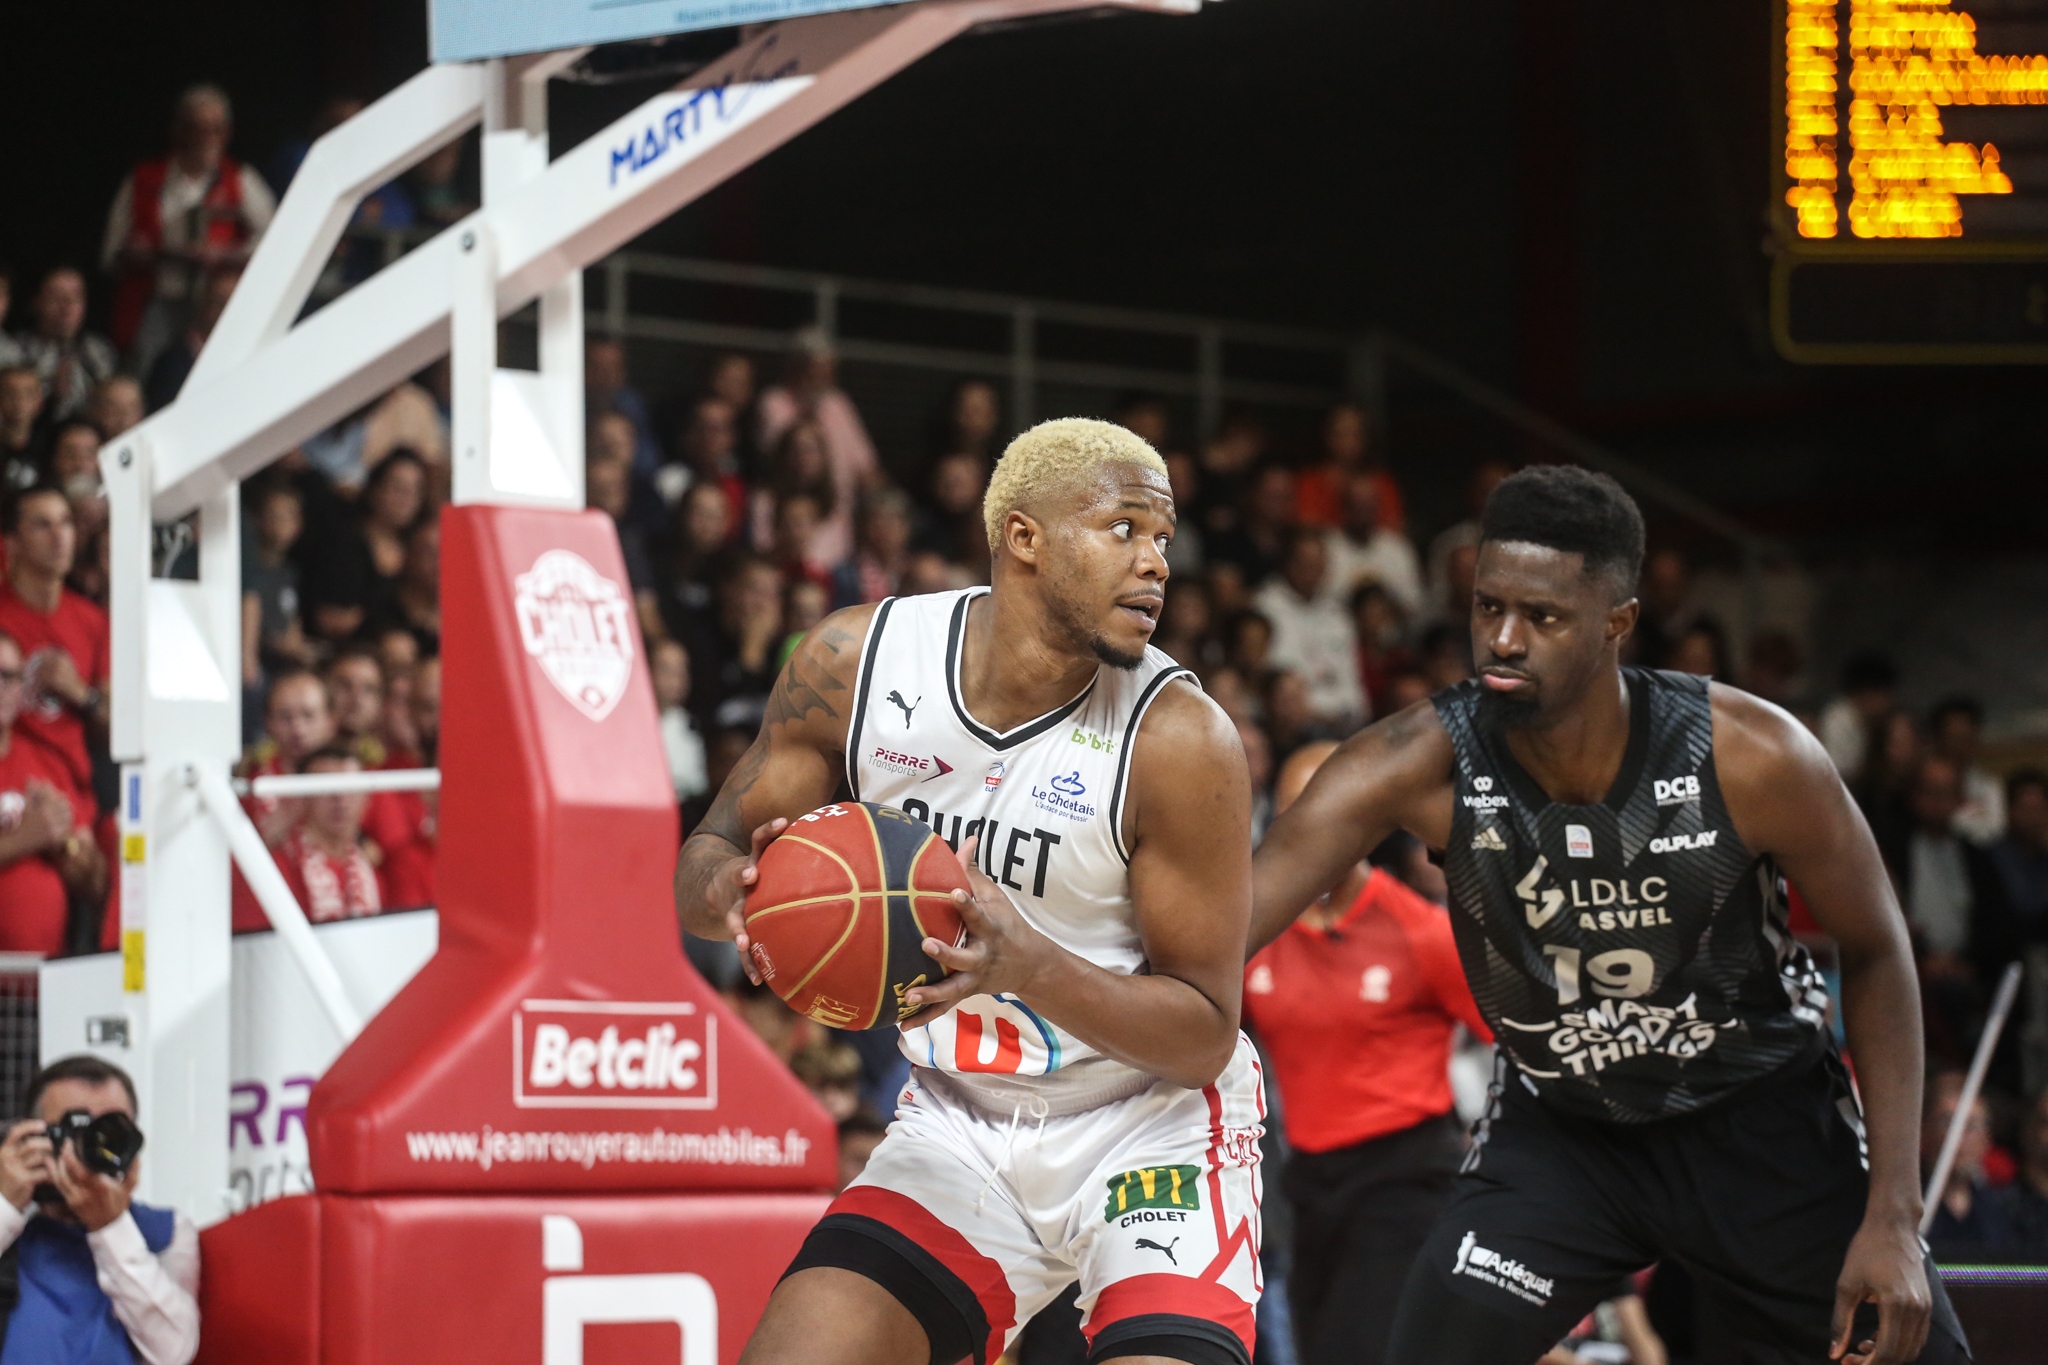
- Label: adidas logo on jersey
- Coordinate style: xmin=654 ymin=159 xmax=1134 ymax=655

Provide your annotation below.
xmin=1471 ymin=826 xmax=1508 ymax=852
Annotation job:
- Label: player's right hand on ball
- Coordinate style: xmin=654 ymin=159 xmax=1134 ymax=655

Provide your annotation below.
xmin=723 ymin=817 xmax=788 ymax=983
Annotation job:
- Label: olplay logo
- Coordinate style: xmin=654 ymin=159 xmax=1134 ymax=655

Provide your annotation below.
xmin=514 ymin=1000 xmax=716 ymax=1110
xmin=515 ymin=550 xmax=635 ymax=722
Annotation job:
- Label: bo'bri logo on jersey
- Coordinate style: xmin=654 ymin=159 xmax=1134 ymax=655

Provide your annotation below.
xmin=1104 ymin=1165 xmax=1202 ymax=1220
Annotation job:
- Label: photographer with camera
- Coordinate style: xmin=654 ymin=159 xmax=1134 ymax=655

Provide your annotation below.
xmin=0 ymin=1056 xmax=197 ymax=1364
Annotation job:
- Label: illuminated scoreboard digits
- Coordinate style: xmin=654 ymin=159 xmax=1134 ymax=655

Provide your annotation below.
xmin=1773 ymin=0 xmax=2048 ymax=360
xmin=1785 ymin=0 xmax=2048 ymax=239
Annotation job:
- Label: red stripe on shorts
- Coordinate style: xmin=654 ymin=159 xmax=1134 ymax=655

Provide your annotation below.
xmin=1084 ymin=1272 xmax=1256 ymax=1356
xmin=829 ymin=1184 xmax=1017 ymax=1364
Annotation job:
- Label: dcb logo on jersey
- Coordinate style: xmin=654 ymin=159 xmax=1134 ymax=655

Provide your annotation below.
xmin=515 ymin=550 xmax=635 ymax=722
xmin=1655 ymin=775 xmax=1701 ymax=807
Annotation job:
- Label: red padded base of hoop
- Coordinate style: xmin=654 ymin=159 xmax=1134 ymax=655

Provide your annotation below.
xmin=196 ymin=1190 xmax=827 ymax=1364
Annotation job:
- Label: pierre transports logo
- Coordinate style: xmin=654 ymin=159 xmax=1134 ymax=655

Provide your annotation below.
xmin=513 ymin=1000 xmax=716 ymax=1110
xmin=1104 ymin=1165 xmax=1201 ymax=1223
xmin=514 ymin=550 xmax=635 ymax=722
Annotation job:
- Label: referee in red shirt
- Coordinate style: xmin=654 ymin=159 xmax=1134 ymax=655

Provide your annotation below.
xmin=1245 ymin=740 xmax=1491 ymax=1365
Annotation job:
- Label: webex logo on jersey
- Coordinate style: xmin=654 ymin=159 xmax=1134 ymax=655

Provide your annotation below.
xmin=513 ymin=1000 xmax=717 ymax=1110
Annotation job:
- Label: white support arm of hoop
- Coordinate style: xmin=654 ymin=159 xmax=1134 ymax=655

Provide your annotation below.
xmin=184 ymin=763 xmax=365 ymax=1039
xmin=187 ymin=63 xmax=491 ymax=390
xmin=133 ymin=0 xmax=1199 ymax=523
xmin=1919 ymin=960 xmax=2023 ymax=1234
xmin=239 ymin=768 xmax=442 ymax=799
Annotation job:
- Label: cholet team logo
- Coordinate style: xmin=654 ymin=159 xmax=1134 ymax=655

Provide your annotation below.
xmin=515 ymin=550 xmax=636 ymax=722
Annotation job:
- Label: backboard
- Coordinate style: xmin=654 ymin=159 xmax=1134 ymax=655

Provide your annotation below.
xmin=431 ymin=0 xmax=912 ymax=62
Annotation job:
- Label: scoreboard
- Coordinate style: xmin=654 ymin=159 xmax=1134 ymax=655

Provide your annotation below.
xmin=1773 ymin=0 xmax=2048 ymax=361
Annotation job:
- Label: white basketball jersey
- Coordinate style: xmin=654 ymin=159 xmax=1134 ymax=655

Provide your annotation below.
xmin=846 ymin=587 xmax=1194 ymax=1110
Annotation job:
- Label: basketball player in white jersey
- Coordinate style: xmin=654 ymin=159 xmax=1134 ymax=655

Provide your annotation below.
xmin=676 ymin=419 xmax=1263 ymax=1365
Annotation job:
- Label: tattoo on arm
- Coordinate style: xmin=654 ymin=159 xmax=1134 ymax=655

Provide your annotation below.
xmin=761 ymin=624 xmax=853 ymax=730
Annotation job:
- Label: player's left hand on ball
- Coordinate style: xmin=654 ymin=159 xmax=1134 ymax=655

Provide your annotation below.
xmin=898 ymin=836 xmax=1047 ymax=1030
xmin=1830 ymin=1216 xmax=1930 ymax=1365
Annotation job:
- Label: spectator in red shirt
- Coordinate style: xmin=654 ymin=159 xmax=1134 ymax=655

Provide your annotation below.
xmin=1244 ymin=740 xmax=1491 ymax=1365
xmin=1294 ymin=400 xmax=1407 ymax=535
xmin=0 ymin=486 xmax=110 ymax=803
xmin=0 ymin=631 xmax=104 ymax=955
xmin=365 ymin=656 xmax=438 ymax=911
xmin=275 ymin=746 xmax=381 ymax=922
xmin=239 ymin=669 xmax=335 ymax=844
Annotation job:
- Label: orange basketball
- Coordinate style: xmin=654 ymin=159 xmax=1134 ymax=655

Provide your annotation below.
xmin=743 ymin=802 xmax=970 ymax=1030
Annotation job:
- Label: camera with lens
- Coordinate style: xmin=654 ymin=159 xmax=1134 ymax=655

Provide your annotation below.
xmin=31 ymin=1109 xmax=145 ymax=1203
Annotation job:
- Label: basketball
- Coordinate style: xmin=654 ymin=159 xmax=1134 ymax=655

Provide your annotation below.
xmin=743 ymin=802 xmax=971 ymax=1030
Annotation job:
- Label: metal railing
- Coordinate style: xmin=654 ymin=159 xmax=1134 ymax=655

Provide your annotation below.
xmin=232 ymin=769 xmax=441 ymax=800
xmin=335 ymin=226 xmax=1775 ymax=574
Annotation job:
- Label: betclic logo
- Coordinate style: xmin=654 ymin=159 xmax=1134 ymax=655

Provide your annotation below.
xmin=513 ymin=1000 xmax=718 ymax=1110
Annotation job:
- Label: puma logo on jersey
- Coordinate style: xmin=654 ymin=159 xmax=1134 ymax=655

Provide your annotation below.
xmin=1648 ymin=830 xmax=1718 ymax=854
xmin=1135 ymin=1237 xmax=1180 ymax=1264
xmin=886 ymin=691 xmax=920 ymax=728
xmin=1516 ymin=858 xmax=1567 ymax=929
xmin=1471 ymin=825 xmax=1508 ymax=852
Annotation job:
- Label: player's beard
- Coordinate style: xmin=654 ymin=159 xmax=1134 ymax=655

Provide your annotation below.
xmin=1047 ymin=579 xmax=1145 ymax=671
xmin=1478 ymin=687 xmax=1544 ymax=730
xmin=1089 ymin=633 xmax=1146 ymax=671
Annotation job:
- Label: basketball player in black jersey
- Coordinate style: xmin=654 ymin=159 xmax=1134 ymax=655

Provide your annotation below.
xmin=1250 ymin=467 xmax=1966 ymax=1365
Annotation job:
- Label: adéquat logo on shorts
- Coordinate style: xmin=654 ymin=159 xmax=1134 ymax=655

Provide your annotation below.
xmin=515 ymin=550 xmax=635 ymax=722
xmin=513 ymin=1000 xmax=718 ymax=1110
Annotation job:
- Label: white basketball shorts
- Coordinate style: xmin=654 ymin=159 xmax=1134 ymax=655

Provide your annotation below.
xmin=784 ymin=1034 xmax=1266 ymax=1365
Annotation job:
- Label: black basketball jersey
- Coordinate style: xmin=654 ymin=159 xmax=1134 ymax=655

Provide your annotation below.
xmin=1433 ymin=668 xmax=1829 ymax=1124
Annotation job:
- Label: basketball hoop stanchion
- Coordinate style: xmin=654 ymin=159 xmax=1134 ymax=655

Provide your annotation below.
xmin=77 ymin=2 xmax=1210 ymax=1358
xmin=195 ymin=507 xmax=839 ymax=1363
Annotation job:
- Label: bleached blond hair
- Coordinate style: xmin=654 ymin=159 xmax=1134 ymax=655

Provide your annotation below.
xmin=982 ymin=418 xmax=1168 ymax=551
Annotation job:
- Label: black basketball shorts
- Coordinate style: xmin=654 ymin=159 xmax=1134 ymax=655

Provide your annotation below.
xmin=1385 ymin=1052 xmax=1970 ymax=1365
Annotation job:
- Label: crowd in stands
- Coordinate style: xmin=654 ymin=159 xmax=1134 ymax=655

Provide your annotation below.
xmin=3 ymin=90 xmax=2046 ymax=1354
